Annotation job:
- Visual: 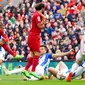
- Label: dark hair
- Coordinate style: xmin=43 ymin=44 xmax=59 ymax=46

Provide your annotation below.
xmin=40 ymin=45 xmax=48 ymax=53
xmin=35 ymin=3 xmax=45 ymax=11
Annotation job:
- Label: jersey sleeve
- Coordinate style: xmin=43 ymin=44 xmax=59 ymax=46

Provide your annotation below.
xmin=35 ymin=15 xmax=41 ymax=24
xmin=47 ymin=53 xmax=52 ymax=59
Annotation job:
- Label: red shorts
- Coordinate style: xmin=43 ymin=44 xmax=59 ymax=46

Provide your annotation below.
xmin=28 ymin=33 xmax=40 ymax=52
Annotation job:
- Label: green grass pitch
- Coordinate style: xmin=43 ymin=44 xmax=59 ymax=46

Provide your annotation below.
xmin=0 ymin=75 xmax=85 ymax=85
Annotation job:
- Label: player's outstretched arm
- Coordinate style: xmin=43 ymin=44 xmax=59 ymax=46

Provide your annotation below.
xmin=52 ymin=49 xmax=73 ymax=58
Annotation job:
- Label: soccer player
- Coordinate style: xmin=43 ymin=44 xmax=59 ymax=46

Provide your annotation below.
xmin=23 ymin=2 xmax=46 ymax=76
xmin=66 ymin=30 xmax=85 ymax=82
xmin=0 ymin=21 xmax=23 ymax=59
xmin=48 ymin=61 xmax=85 ymax=80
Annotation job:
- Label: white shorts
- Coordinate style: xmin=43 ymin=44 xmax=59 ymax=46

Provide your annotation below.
xmin=76 ymin=50 xmax=85 ymax=61
xmin=35 ymin=65 xmax=44 ymax=77
xmin=0 ymin=48 xmax=5 ymax=61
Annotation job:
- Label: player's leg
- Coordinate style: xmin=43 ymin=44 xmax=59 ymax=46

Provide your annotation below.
xmin=25 ymin=52 xmax=33 ymax=71
xmin=71 ymin=50 xmax=82 ymax=72
xmin=66 ymin=63 xmax=79 ymax=82
xmin=48 ymin=61 xmax=68 ymax=78
xmin=48 ymin=67 xmax=57 ymax=78
xmin=22 ymin=51 xmax=34 ymax=79
xmin=2 ymin=44 xmax=24 ymax=59
xmin=31 ymin=51 xmax=40 ymax=72
xmin=72 ymin=61 xmax=85 ymax=79
xmin=24 ymin=35 xmax=40 ymax=72
xmin=22 ymin=52 xmax=39 ymax=79
xmin=23 ymin=51 xmax=41 ymax=79
xmin=72 ymin=66 xmax=84 ymax=79
xmin=23 ymin=66 xmax=43 ymax=81
xmin=8 ymin=67 xmax=25 ymax=75
xmin=22 ymin=35 xmax=40 ymax=78
xmin=28 ymin=35 xmax=40 ymax=72
xmin=66 ymin=50 xmax=81 ymax=82
xmin=27 ymin=51 xmax=40 ymax=79
xmin=2 ymin=65 xmax=25 ymax=75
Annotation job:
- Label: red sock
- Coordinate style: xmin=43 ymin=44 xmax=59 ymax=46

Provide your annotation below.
xmin=2 ymin=44 xmax=16 ymax=57
xmin=25 ymin=57 xmax=33 ymax=71
xmin=32 ymin=56 xmax=39 ymax=72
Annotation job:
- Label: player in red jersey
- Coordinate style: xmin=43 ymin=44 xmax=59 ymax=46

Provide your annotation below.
xmin=0 ymin=21 xmax=24 ymax=60
xmin=22 ymin=3 xmax=46 ymax=77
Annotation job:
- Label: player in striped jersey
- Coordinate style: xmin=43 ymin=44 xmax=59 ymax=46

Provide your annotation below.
xmin=22 ymin=45 xmax=73 ymax=79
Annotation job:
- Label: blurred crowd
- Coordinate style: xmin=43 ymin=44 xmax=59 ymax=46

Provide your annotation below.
xmin=0 ymin=0 xmax=85 ymax=61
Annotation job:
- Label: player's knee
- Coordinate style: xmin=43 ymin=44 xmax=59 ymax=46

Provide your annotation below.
xmin=59 ymin=61 xmax=64 ymax=64
xmin=48 ymin=67 xmax=54 ymax=72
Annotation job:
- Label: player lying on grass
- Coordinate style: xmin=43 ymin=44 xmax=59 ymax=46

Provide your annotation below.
xmin=2 ymin=45 xmax=73 ymax=80
xmin=22 ymin=45 xmax=73 ymax=79
xmin=66 ymin=31 xmax=85 ymax=82
xmin=48 ymin=61 xmax=85 ymax=80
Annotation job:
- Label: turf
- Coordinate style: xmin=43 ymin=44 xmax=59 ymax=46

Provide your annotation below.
xmin=0 ymin=75 xmax=85 ymax=85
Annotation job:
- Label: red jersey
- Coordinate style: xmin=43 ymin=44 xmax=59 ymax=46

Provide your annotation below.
xmin=30 ymin=11 xmax=42 ymax=36
xmin=28 ymin=11 xmax=43 ymax=52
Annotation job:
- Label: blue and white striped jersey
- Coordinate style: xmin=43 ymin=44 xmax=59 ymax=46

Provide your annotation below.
xmin=38 ymin=53 xmax=52 ymax=72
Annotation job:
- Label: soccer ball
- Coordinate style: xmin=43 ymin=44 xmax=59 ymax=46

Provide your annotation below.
xmin=57 ymin=71 xmax=65 ymax=80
